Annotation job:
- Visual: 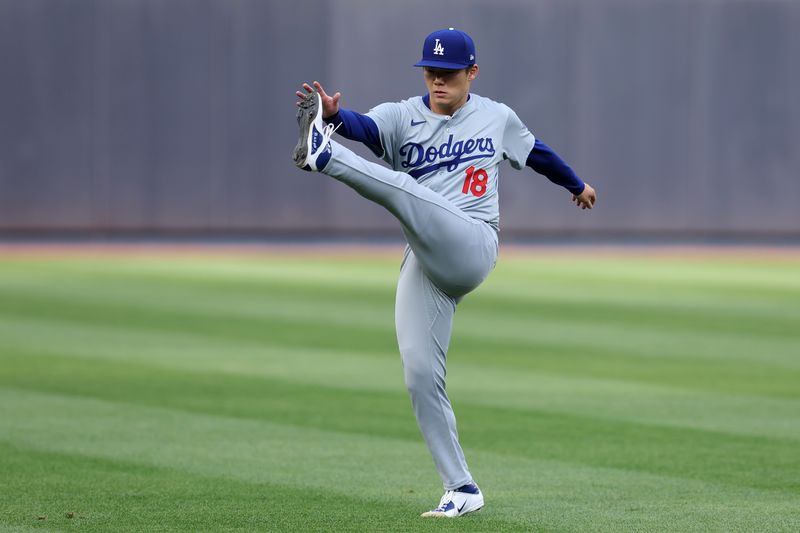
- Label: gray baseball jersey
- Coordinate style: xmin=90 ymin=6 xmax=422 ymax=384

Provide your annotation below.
xmin=366 ymin=94 xmax=536 ymax=229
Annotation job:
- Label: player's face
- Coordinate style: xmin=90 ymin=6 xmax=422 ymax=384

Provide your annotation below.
xmin=423 ymin=65 xmax=478 ymax=114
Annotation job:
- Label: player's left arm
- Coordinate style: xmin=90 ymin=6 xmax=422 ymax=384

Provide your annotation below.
xmin=502 ymin=105 xmax=596 ymax=210
xmin=527 ymin=140 xmax=596 ymax=210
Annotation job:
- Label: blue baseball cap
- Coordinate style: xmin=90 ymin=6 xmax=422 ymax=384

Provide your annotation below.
xmin=414 ymin=28 xmax=476 ymax=70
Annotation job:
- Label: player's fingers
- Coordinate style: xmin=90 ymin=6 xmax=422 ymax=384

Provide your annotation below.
xmin=302 ymin=83 xmax=313 ymax=93
xmin=332 ymin=92 xmax=341 ymax=105
xmin=313 ymin=81 xmax=328 ymax=98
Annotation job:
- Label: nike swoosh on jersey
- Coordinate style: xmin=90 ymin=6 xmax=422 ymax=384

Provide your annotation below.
xmin=410 ymin=119 xmax=426 ymax=126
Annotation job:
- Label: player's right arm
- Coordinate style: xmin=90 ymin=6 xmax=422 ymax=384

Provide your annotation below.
xmin=295 ymin=81 xmax=383 ymax=157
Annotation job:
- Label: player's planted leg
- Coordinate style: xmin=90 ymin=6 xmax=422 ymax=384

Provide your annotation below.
xmin=396 ymin=250 xmax=471 ymax=489
xmin=395 ymin=250 xmax=485 ymax=519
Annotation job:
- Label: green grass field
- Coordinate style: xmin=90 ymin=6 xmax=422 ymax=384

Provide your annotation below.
xmin=1 ymin=247 xmax=799 ymax=532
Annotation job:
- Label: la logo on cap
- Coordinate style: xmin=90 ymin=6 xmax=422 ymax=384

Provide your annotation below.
xmin=413 ymin=28 xmax=475 ymax=70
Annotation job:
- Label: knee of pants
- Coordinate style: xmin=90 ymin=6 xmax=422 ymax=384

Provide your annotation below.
xmin=400 ymin=347 xmax=444 ymax=398
xmin=420 ymin=254 xmax=492 ymax=298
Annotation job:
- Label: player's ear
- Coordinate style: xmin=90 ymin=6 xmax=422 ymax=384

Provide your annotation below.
xmin=467 ymin=64 xmax=479 ymax=81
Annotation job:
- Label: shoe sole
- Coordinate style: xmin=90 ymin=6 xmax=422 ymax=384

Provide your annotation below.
xmin=292 ymin=91 xmax=320 ymax=167
xmin=421 ymin=503 xmax=483 ymax=518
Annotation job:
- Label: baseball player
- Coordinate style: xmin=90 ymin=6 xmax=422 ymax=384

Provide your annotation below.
xmin=292 ymin=28 xmax=596 ymax=518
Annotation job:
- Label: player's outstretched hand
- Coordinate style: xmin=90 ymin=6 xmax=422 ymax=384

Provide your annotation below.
xmin=572 ymin=184 xmax=597 ymax=210
xmin=295 ymin=81 xmax=340 ymax=119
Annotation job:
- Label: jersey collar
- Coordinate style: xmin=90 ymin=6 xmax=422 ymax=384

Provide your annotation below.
xmin=421 ymin=93 xmax=472 ymax=118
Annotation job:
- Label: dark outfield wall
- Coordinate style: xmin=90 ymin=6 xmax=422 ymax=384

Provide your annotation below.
xmin=0 ymin=0 xmax=798 ymax=236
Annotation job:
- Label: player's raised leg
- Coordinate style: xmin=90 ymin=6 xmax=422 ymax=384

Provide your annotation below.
xmin=293 ymin=90 xmax=496 ymax=297
xmin=395 ymin=249 xmax=484 ymax=517
xmin=325 ymin=139 xmax=498 ymax=296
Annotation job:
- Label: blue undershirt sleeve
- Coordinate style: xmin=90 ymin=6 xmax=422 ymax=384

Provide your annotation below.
xmin=325 ymin=108 xmax=383 ymax=158
xmin=526 ymin=139 xmax=586 ymax=196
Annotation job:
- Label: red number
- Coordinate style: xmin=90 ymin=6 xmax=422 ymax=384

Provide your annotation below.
xmin=470 ymin=169 xmax=488 ymax=197
xmin=462 ymin=166 xmax=488 ymax=197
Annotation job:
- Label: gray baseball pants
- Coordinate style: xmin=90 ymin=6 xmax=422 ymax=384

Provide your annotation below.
xmin=323 ymin=140 xmax=498 ymax=489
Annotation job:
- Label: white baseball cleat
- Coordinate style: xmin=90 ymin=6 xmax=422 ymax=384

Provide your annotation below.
xmin=421 ymin=483 xmax=484 ymax=518
xmin=292 ymin=89 xmax=339 ymax=172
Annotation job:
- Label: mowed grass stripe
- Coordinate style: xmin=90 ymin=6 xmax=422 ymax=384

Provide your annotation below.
xmin=2 ymin=256 xmax=799 ymax=319
xmin=4 ymin=253 xmax=799 ymax=291
xmin=3 ymin=352 xmax=800 ymax=492
xmin=2 ymin=270 xmax=799 ymax=344
xmin=2 ymin=316 xmax=800 ymax=443
xmin=2 ymin=387 xmax=799 ymax=533
xmin=497 ymin=255 xmax=800 ymax=291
